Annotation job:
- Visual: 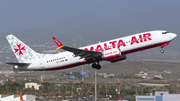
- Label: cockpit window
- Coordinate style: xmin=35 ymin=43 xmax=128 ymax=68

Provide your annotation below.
xmin=162 ymin=31 xmax=169 ymax=34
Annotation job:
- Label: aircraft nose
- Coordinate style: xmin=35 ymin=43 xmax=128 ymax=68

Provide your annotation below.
xmin=170 ymin=33 xmax=177 ymax=39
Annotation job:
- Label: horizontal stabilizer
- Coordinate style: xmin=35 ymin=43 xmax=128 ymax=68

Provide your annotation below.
xmin=6 ymin=62 xmax=31 ymax=67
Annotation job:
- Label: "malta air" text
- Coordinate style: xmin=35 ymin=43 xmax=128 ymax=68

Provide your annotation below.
xmin=84 ymin=33 xmax=152 ymax=51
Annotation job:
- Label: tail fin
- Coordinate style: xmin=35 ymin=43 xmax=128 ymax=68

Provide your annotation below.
xmin=118 ymin=90 xmax=122 ymax=101
xmin=20 ymin=91 xmax=24 ymax=101
xmin=6 ymin=34 xmax=48 ymax=63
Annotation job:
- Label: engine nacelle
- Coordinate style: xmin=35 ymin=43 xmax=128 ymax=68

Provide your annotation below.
xmin=102 ymin=48 xmax=122 ymax=60
xmin=110 ymin=55 xmax=126 ymax=63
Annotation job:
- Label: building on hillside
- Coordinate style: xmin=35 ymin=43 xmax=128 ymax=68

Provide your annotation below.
xmin=135 ymin=71 xmax=149 ymax=79
xmin=153 ymin=74 xmax=163 ymax=79
xmin=10 ymin=73 xmax=39 ymax=80
xmin=0 ymin=70 xmax=14 ymax=77
xmin=163 ymin=70 xmax=171 ymax=74
xmin=10 ymin=78 xmax=16 ymax=82
xmin=135 ymin=71 xmax=164 ymax=80
xmin=136 ymin=91 xmax=180 ymax=101
xmin=97 ymin=73 xmax=107 ymax=76
xmin=138 ymin=83 xmax=169 ymax=87
xmin=0 ymin=80 xmax=5 ymax=85
xmin=25 ymin=82 xmax=41 ymax=90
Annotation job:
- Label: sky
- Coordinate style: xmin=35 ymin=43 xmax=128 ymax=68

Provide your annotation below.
xmin=0 ymin=0 xmax=180 ymax=32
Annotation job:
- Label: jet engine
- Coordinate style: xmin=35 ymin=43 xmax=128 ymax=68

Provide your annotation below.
xmin=102 ymin=48 xmax=126 ymax=62
xmin=110 ymin=55 xmax=126 ymax=63
xmin=102 ymin=48 xmax=122 ymax=60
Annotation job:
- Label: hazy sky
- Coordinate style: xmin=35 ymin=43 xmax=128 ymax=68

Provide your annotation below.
xmin=1 ymin=0 xmax=180 ymax=32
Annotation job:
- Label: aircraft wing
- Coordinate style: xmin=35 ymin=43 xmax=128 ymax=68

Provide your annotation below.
xmin=52 ymin=37 xmax=102 ymax=60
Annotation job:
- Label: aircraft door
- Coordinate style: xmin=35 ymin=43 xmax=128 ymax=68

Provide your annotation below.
xmin=153 ymin=32 xmax=158 ymax=40
xmin=40 ymin=60 xmax=44 ymax=68
xmin=67 ymin=53 xmax=72 ymax=61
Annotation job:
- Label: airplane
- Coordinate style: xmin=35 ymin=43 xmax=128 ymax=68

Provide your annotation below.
xmin=5 ymin=30 xmax=177 ymax=70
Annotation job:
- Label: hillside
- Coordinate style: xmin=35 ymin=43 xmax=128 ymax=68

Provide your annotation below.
xmin=54 ymin=60 xmax=180 ymax=80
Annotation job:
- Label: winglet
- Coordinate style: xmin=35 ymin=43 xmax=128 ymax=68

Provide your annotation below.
xmin=52 ymin=37 xmax=64 ymax=50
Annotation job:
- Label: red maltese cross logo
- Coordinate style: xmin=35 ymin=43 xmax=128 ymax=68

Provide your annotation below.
xmin=14 ymin=43 xmax=26 ymax=56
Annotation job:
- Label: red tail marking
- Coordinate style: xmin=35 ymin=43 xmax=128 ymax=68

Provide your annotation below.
xmin=14 ymin=43 xmax=26 ymax=56
xmin=20 ymin=91 xmax=24 ymax=101
xmin=118 ymin=90 xmax=122 ymax=101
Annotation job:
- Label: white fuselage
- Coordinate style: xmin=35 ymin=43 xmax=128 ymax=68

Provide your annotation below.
xmin=27 ymin=30 xmax=177 ymax=70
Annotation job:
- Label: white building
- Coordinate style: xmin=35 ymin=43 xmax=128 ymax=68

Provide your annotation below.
xmin=136 ymin=91 xmax=180 ymax=101
xmin=25 ymin=82 xmax=41 ymax=90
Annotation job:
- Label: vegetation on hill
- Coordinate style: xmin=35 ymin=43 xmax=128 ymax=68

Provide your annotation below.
xmin=0 ymin=80 xmax=180 ymax=100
